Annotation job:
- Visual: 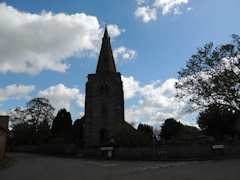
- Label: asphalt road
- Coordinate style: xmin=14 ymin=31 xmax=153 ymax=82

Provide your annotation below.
xmin=1 ymin=153 xmax=240 ymax=180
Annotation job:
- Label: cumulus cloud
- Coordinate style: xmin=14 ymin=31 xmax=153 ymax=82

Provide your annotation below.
xmin=76 ymin=94 xmax=85 ymax=108
xmin=134 ymin=0 xmax=192 ymax=22
xmin=113 ymin=46 xmax=137 ymax=63
xmin=0 ymin=84 xmax=35 ymax=101
xmin=121 ymin=76 xmax=141 ymax=99
xmin=107 ymin=24 xmax=125 ymax=39
xmin=0 ymin=3 xmax=125 ymax=75
xmin=153 ymin=0 xmax=189 ymax=15
xmin=77 ymin=112 xmax=85 ymax=119
xmin=0 ymin=110 xmax=7 ymax=116
xmin=37 ymin=84 xmax=84 ymax=111
xmin=136 ymin=0 xmax=149 ymax=5
xmin=0 ymin=104 xmax=7 ymax=115
xmin=122 ymin=76 xmax=192 ymax=128
xmin=174 ymin=7 xmax=183 ymax=15
xmin=135 ymin=6 xmax=157 ymax=23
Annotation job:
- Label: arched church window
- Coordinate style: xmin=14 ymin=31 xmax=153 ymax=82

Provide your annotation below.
xmin=100 ymin=81 xmax=108 ymax=94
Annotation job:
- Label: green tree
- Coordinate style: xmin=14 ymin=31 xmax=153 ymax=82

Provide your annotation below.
xmin=137 ymin=123 xmax=154 ymax=145
xmin=26 ymin=98 xmax=55 ymax=127
xmin=197 ymin=104 xmax=239 ymax=138
xmin=51 ymin=108 xmax=72 ymax=138
xmin=12 ymin=123 xmax=36 ymax=145
xmin=137 ymin=124 xmax=153 ymax=135
xmin=160 ymin=118 xmax=184 ymax=141
xmin=175 ymin=34 xmax=240 ymax=112
xmin=36 ymin=120 xmax=51 ymax=144
xmin=9 ymin=97 xmax=55 ymax=145
xmin=73 ymin=117 xmax=84 ymax=145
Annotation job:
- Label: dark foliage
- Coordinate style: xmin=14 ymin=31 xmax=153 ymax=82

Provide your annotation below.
xmin=137 ymin=123 xmax=153 ymax=138
xmin=51 ymin=109 xmax=72 ymax=138
xmin=12 ymin=123 xmax=36 ymax=145
xmin=160 ymin=118 xmax=184 ymax=141
xmin=26 ymin=98 xmax=55 ymax=126
xmin=73 ymin=117 xmax=84 ymax=145
xmin=137 ymin=124 xmax=153 ymax=134
xmin=9 ymin=98 xmax=54 ymax=145
xmin=197 ymin=104 xmax=240 ymax=138
xmin=175 ymin=34 xmax=240 ymax=112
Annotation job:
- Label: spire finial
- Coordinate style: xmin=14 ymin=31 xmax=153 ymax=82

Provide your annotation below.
xmin=104 ymin=20 xmax=108 ymax=29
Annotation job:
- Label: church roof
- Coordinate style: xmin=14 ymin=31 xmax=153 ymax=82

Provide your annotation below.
xmin=96 ymin=26 xmax=117 ymax=74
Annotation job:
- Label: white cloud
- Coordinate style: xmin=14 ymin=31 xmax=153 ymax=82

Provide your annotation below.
xmin=122 ymin=76 xmax=141 ymax=99
xmin=174 ymin=7 xmax=183 ymax=15
xmin=0 ymin=104 xmax=7 ymax=115
xmin=136 ymin=0 xmax=149 ymax=5
xmin=0 ymin=3 xmax=124 ymax=75
xmin=107 ymin=24 xmax=125 ymax=39
xmin=76 ymin=94 xmax=85 ymax=108
xmin=153 ymin=0 xmax=189 ymax=15
xmin=135 ymin=6 xmax=157 ymax=23
xmin=0 ymin=110 xmax=7 ymax=116
xmin=77 ymin=112 xmax=85 ymax=119
xmin=37 ymin=84 xmax=84 ymax=111
xmin=113 ymin=46 xmax=137 ymax=63
xmin=122 ymin=76 xmax=192 ymax=128
xmin=186 ymin=7 xmax=193 ymax=12
xmin=0 ymin=84 xmax=35 ymax=101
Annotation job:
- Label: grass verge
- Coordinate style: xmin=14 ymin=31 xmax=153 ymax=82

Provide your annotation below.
xmin=0 ymin=156 xmax=12 ymax=170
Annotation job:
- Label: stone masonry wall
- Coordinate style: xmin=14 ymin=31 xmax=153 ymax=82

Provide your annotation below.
xmin=11 ymin=144 xmax=76 ymax=156
xmin=84 ymin=143 xmax=240 ymax=159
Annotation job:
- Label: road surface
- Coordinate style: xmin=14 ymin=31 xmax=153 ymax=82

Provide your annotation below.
xmin=1 ymin=153 xmax=240 ymax=180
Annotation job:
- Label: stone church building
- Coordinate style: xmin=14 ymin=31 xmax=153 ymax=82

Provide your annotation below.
xmin=84 ymin=26 xmax=125 ymax=146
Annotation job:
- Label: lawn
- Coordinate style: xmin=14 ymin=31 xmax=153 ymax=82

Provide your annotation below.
xmin=0 ymin=156 xmax=11 ymax=170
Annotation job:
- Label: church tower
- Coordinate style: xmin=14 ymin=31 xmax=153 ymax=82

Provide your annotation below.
xmin=84 ymin=26 xmax=125 ymax=146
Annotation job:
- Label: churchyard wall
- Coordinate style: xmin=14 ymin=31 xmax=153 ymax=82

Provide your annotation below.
xmin=84 ymin=143 xmax=240 ymax=159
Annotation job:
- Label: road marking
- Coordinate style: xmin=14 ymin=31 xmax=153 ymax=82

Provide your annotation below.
xmin=87 ymin=161 xmax=117 ymax=167
xmin=120 ymin=161 xmax=198 ymax=173
xmin=102 ymin=164 xmax=117 ymax=167
xmin=87 ymin=161 xmax=103 ymax=166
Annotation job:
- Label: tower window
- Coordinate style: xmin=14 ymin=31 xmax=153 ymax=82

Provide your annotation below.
xmin=100 ymin=81 xmax=108 ymax=94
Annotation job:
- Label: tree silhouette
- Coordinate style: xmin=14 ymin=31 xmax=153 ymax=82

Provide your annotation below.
xmin=160 ymin=118 xmax=183 ymax=141
xmin=9 ymin=97 xmax=54 ymax=145
xmin=73 ymin=117 xmax=84 ymax=145
xmin=175 ymin=34 xmax=240 ymax=113
xmin=197 ymin=104 xmax=239 ymax=138
xmin=51 ymin=108 xmax=72 ymax=138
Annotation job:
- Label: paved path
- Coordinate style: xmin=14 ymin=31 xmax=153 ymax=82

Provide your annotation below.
xmin=1 ymin=153 xmax=240 ymax=180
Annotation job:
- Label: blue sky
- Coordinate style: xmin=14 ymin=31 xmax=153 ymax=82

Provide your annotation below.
xmin=0 ymin=0 xmax=240 ymax=129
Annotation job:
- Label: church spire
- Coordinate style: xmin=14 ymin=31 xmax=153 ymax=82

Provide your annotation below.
xmin=96 ymin=26 xmax=117 ymax=74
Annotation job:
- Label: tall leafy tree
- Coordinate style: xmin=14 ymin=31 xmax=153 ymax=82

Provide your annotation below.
xmin=26 ymin=98 xmax=55 ymax=126
xmin=197 ymin=104 xmax=239 ymax=138
xmin=9 ymin=97 xmax=55 ymax=145
xmin=73 ymin=117 xmax=84 ymax=145
xmin=137 ymin=124 xmax=153 ymax=137
xmin=51 ymin=108 xmax=72 ymax=137
xmin=160 ymin=118 xmax=183 ymax=141
xmin=175 ymin=34 xmax=240 ymax=112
